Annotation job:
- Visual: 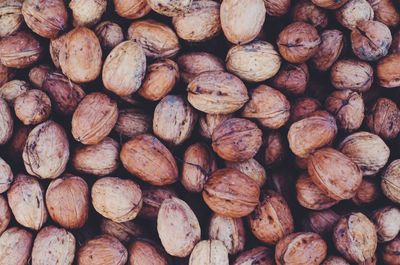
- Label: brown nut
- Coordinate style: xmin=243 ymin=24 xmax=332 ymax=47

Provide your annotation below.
xmin=59 ymin=27 xmax=102 ymax=83
xmin=72 ymin=93 xmax=118 ymax=145
xmin=233 ymin=246 xmax=275 ymax=265
xmin=129 ymin=239 xmax=168 ymax=265
xmin=242 ymin=85 xmax=290 ymax=129
xmin=14 ymin=89 xmax=51 ymax=125
xmin=28 ymin=66 xmax=51 ymax=89
xmin=95 ymin=21 xmax=124 ymax=51
xmin=212 ymin=118 xmax=262 ymax=162
xmin=0 ymin=98 xmax=13 ymax=145
xmin=264 ymin=130 xmax=286 ymax=168
xmin=302 ymin=209 xmax=340 ymax=236
xmin=32 ymin=226 xmax=76 ymax=265
xmin=92 ymin=177 xmax=143 ymax=223
xmin=381 ymin=236 xmax=400 ymax=265
xmin=178 ymin=52 xmax=224 ymax=84
xmin=0 ymin=62 xmax=15 ymax=87
xmin=277 ymin=22 xmax=321 ymax=64
xmin=263 ymin=0 xmax=289 ymax=16
xmin=335 ymin=0 xmax=374 ymax=29
xmin=311 ymin=0 xmax=349 ymax=9
xmin=77 ymin=235 xmax=128 ymax=265
xmin=139 ymin=186 xmax=177 ymax=220
xmin=311 ymin=29 xmax=344 ymax=72
xmin=366 ymin=98 xmax=400 ymax=140
xmin=69 ymin=0 xmax=107 ymax=27
xmin=114 ymin=0 xmax=151 ymax=19
xmin=249 ymin=190 xmax=294 ymax=245
xmin=330 ymin=59 xmax=373 ymax=92
xmin=290 ymin=97 xmax=321 ymax=123
xmin=102 ymin=41 xmax=146 ymax=97
xmin=114 ymin=108 xmax=151 ymax=139
xmin=147 ymin=0 xmax=192 ymax=17
xmin=0 ymin=31 xmax=42 ymax=69
xmin=325 ymin=89 xmax=364 ymax=133
xmin=203 ymin=168 xmax=260 ymax=218
xmin=390 ymin=31 xmax=400 ymax=54
xmin=100 ymin=218 xmax=145 ymax=244
xmin=333 ymin=212 xmax=377 ymax=264
xmin=225 ymin=158 xmax=267 ymax=187
xmin=0 ymin=0 xmax=23 ymax=37
xmin=127 ymin=19 xmax=180 ymax=59
xmin=138 ymin=59 xmax=179 ymax=101
xmin=23 ymin=120 xmax=69 ymax=179
xmin=352 ymin=178 xmax=380 ymax=205
xmin=220 ymin=0 xmax=266 ymax=44
xmin=0 ymin=79 xmax=30 ymax=104
xmin=188 ymin=71 xmax=249 ymax=114
xmin=322 ymin=256 xmax=350 ymax=265
xmin=382 ymin=160 xmax=400 ymax=203
xmin=7 ymin=174 xmax=47 ymax=230
xmin=226 ymin=41 xmax=281 ymax=82
xmin=272 ymin=63 xmax=309 ymax=95
xmin=275 ymin=232 xmax=327 ymax=265
xmin=288 ymin=111 xmax=337 ymax=158
xmin=372 ymin=206 xmax=400 ymax=242
xmin=292 ymin=0 xmax=328 ymax=29
xmin=22 ymin=0 xmax=67 ymax=38
xmin=157 ymin=197 xmax=201 ymax=257
xmin=6 ymin=123 xmax=31 ymax=163
xmin=376 ymin=53 xmax=400 ymax=88
xmin=368 ymin=0 xmax=399 ymax=27
xmin=189 ymin=240 xmax=229 ymax=265
xmin=0 ymin=195 xmax=10 ymax=234
xmin=120 ymin=134 xmax=178 ymax=186
xmin=49 ymin=33 xmax=69 ymax=69
xmin=0 ymin=227 xmax=33 ymax=265
xmin=199 ymin=113 xmax=232 ymax=139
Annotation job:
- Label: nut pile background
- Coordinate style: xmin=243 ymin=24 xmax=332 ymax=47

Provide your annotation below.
xmin=0 ymin=0 xmax=400 ymax=264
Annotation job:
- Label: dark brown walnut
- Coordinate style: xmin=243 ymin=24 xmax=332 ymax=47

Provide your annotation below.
xmin=127 ymin=19 xmax=180 ymax=59
xmin=338 ymin=131 xmax=389 ymax=176
xmin=376 ymin=53 xmax=400 ymax=88
xmin=14 ymin=89 xmax=51 ymax=126
xmin=367 ymin=98 xmax=400 ymax=140
xmin=172 ymin=0 xmax=221 ymax=42
xmin=209 ymin=214 xmax=245 ymax=255
xmin=7 ymin=174 xmax=47 ymax=230
xmin=181 ymin=143 xmax=217 ymax=192
xmin=178 ymin=52 xmax=224 ymax=84
xmin=138 ymin=59 xmax=179 ymax=101
xmin=92 ymin=177 xmax=143 ymax=223
xmin=157 ymin=197 xmax=201 ymax=257
xmin=0 ymin=31 xmax=42 ymax=69
xmin=292 ymin=0 xmax=328 ymax=29
xmin=0 ymin=62 xmax=15 ymax=87
xmin=296 ymin=173 xmax=339 ymax=210
xmin=275 ymin=232 xmax=327 ymax=265
xmin=100 ymin=218 xmax=145 ymax=244
xmin=352 ymin=178 xmax=380 ymax=205
xmin=212 ymin=118 xmax=262 ymax=162
xmin=249 ymin=190 xmax=294 ymax=245
xmin=290 ymin=97 xmax=321 ymax=123
xmin=333 ymin=212 xmax=377 ymax=264
xmin=242 ymin=85 xmax=290 ymax=129
xmin=391 ymin=31 xmax=400 ymax=54
xmin=381 ymin=236 xmax=400 ymax=265
xmin=264 ymin=0 xmax=290 ymax=16
xmin=311 ymin=29 xmax=344 ymax=72
xmin=102 ymin=41 xmax=146 ymax=97
xmin=335 ymin=0 xmax=374 ymax=29
xmin=0 ymin=98 xmax=13 ymax=145
xmin=264 ymin=131 xmax=286 ymax=168
xmin=187 ymin=71 xmax=249 ymax=114
xmin=147 ymin=0 xmax=192 ymax=17
xmin=114 ymin=109 xmax=151 ymax=139
xmin=312 ymin=0 xmax=349 ymax=9
xmin=203 ymin=168 xmax=260 ymax=218
xmin=272 ymin=63 xmax=309 ymax=95
xmin=120 ymin=134 xmax=178 ymax=186
xmin=382 ymin=160 xmax=400 ymax=203
xmin=114 ymin=0 xmax=151 ymax=19
xmin=322 ymin=256 xmax=350 ymax=265
xmin=28 ymin=65 xmax=50 ymax=88
xmin=325 ymin=89 xmax=364 ymax=133
xmin=330 ymin=59 xmax=373 ymax=92
xmin=49 ymin=33 xmax=69 ymax=69
xmin=0 ymin=0 xmax=23 ymax=37
xmin=22 ymin=0 xmax=67 ymax=39
xmin=129 ymin=239 xmax=168 ymax=265
xmin=225 ymin=158 xmax=267 ymax=187
xmin=372 ymin=206 xmax=400 ymax=242
xmin=0 ymin=79 xmax=30 ymax=104
xmin=308 ymin=148 xmax=362 ymax=200
xmin=46 ymin=174 xmax=89 ymax=229
xmin=0 ymin=227 xmax=33 ymax=265
xmin=199 ymin=113 xmax=232 ymax=139
xmin=69 ymin=0 xmax=107 ymax=27
xmin=77 ymin=235 xmax=128 ymax=265
xmin=23 ymin=120 xmax=69 ymax=179
xmin=302 ymin=209 xmax=340 ymax=236
xmin=288 ymin=111 xmax=337 ymax=158
xmin=6 ymin=123 xmax=31 ymax=163
xmin=368 ymin=0 xmax=399 ymax=27
xmin=277 ymin=22 xmax=321 ymax=64
xmin=59 ymin=27 xmax=102 ymax=83
xmin=0 ymin=195 xmax=10 ymax=234
xmin=233 ymin=246 xmax=275 ymax=265
xmin=351 ymin=20 xmax=392 ymax=61
xmin=189 ymin=240 xmax=229 ymax=265
xmin=139 ymin=186 xmax=177 ymax=220
xmin=32 ymin=226 xmax=76 ymax=265
xmin=95 ymin=21 xmax=124 ymax=51
xmin=220 ymin=0 xmax=266 ymax=44
xmin=72 ymin=93 xmax=118 ymax=145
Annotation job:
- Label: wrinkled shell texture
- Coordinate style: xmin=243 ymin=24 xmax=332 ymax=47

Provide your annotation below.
xmin=377 ymin=53 xmax=400 ymax=88
xmin=189 ymin=240 xmax=229 ymax=265
xmin=14 ymin=89 xmax=51 ymax=125
xmin=292 ymin=0 xmax=328 ymax=29
xmin=382 ymin=160 xmax=400 ymax=203
xmin=69 ymin=0 xmax=107 ymax=27
xmin=264 ymin=0 xmax=290 ymax=16
xmin=233 ymin=246 xmax=275 ymax=265
xmin=0 ymin=227 xmax=33 ymax=265
xmin=178 ymin=52 xmax=224 ymax=84
xmin=272 ymin=63 xmax=309 ymax=95
xmin=100 ymin=218 xmax=144 ymax=244
xmin=147 ymin=0 xmax=192 ymax=17
xmin=0 ymin=196 xmax=10 ymax=235
xmin=199 ymin=113 xmax=232 ymax=139
xmin=0 ymin=157 xmax=13 ymax=194
xmin=49 ymin=33 xmax=68 ymax=69
xmin=129 ymin=239 xmax=168 ymax=265
xmin=140 ymin=186 xmax=177 ymax=220
xmin=312 ymin=29 xmax=344 ymax=71
xmin=312 ymin=0 xmax=349 ymax=9
xmin=0 ymin=79 xmax=29 ymax=104
xmin=0 ymin=0 xmax=23 ymax=38
xmin=367 ymin=98 xmax=400 ymax=140
xmin=114 ymin=0 xmax=151 ymax=19
xmin=330 ymin=59 xmax=373 ymax=92
xmin=352 ymin=178 xmax=380 ymax=205
xmin=368 ymin=0 xmax=399 ymax=27
xmin=322 ymin=256 xmax=350 ymax=265
xmin=95 ymin=21 xmax=124 ymax=51
xmin=335 ymin=0 xmax=374 ymax=29
xmin=372 ymin=207 xmax=400 ymax=242
xmin=114 ymin=108 xmax=151 ymax=139
xmin=382 ymin=236 xmax=400 ymax=265
xmin=225 ymin=158 xmax=266 ymax=187
xmin=0 ymin=63 xmax=15 ymax=87
xmin=303 ymin=209 xmax=340 ymax=235
xmin=265 ymin=130 xmax=285 ymax=166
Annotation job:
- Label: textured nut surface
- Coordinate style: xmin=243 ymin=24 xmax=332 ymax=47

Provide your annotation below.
xmin=129 ymin=239 xmax=168 ymax=265
xmin=233 ymin=246 xmax=275 ymax=265
xmin=367 ymin=98 xmax=400 ymax=140
xmin=147 ymin=0 xmax=192 ymax=17
xmin=382 ymin=236 xmax=400 ymax=265
xmin=114 ymin=0 xmax=151 ymax=19
xmin=264 ymin=130 xmax=285 ymax=168
xmin=14 ymin=89 xmax=51 ymax=125
xmin=178 ymin=52 xmax=224 ymax=84
xmin=377 ymin=53 xmax=400 ymax=88
xmin=292 ymin=0 xmax=328 ymax=29
xmin=372 ymin=206 xmax=400 ymax=242
xmin=290 ymin=97 xmax=321 ymax=123
xmin=0 ymin=0 xmax=23 ymax=38
xmin=382 ymin=160 xmax=400 ymax=204
xmin=199 ymin=113 xmax=232 ymax=139
xmin=114 ymin=108 xmax=151 ymax=139
xmin=0 ymin=227 xmax=33 ymax=265
xmin=312 ymin=29 xmax=344 ymax=71
xmin=322 ymin=256 xmax=350 ymax=265
xmin=312 ymin=0 xmax=349 ymax=9
xmin=0 ymin=62 xmax=15 ymax=87
xmin=225 ymin=158 xmax=266 ymax=187
xmin=367 ymin=0 xmax=399 ymax=27
xmin=335 ymin=0 xmax=374 ymax=29
xmin=69 ymin=0 xmax=107 ymax=27
xmin=49 ymin=33 xmax=69 ymax=69
xmin=0 ymin=157 xmax=12 ymax=194
xmin=100 ymin=218 xmax=144 ymax=244
xmin=303 ymin=209 xmax=340 ymax=236
xmin=139 ymin=186 xmax=177 ymax=220
xmin=95 ymin=21 xmax=124 ymax=51
xmin=352 ymin=178 xmax=380 ymax=205
xmin=272 ymin=63 xmax=309 ymax=95
xmin=330 ymin=59 xmax=373 ymax=92
xmin=0 ymin=80 xmax=29 ymax=104
xmin=0 ymin=195 xmax=10 ymax=235
xmin=189 ymin=240 xmax=229 ymax=265
xmin=264 ymin=0 xmax=290 ymax=16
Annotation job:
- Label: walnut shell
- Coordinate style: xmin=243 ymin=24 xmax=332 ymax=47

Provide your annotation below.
xmin=366 ymin=98 xmax=400 ymax=140
xmin=95 ymin=21 xmax=124 ymax=51
xmin=92 ymin=177 xmax=143 ymax=223
xmin=7 ymin=174 xmax=47 ymax=230
xmin=372 ymin=206 xmax=400 ymax=242
xmin=129 ymin=239 xmax=168 ymax=265
xmin=333 ymin=212 xmax=377 ymax=263
xmin=288 ymin=111 xmax=337 ymax=158
xmin=0 ymin=195 xmax=10 ymax=234
xmin=49 ymin=33 xmax=69 ymax=69
xmin=0 ymin=79 xmax=30 ymax=104
xmin=77 ymin=235 xmax=128 ymax=265
xmin=352 ymin=178 xmax=380 ymax=205
xmin=0 ymin=98 xmax=13 ymax=145
xmin=59 ymin=27 xmax=102 ymax=83
xmin=249 ymin=190 xmax=294 ymax=245
xmin=127 ymin=19 xmax=180 ymax=59
xmin=0 ymin=62 xmax=15 ymax=87
xmin=28 ymin=65 xmax=51 ymax=88
xmin=311 ymin=29 xmax=344 ymax=72
xmin=302 ymin=209 xmax=340 ymax=236
xmin=23 ymin=120 xmax=69 ymax=179
xmin=376 ymin=53 xmax=400 ymax=88
xmin=147 ymin=0 xmax=192 ymax=17
xmin=275 ymin=232 xmax=327 ymax=265
xmin=139 ymin=186 xmax=177 ymax=220
xmin=189 ymin=240 xmax=229 ymax=265
xmin=220 ymin=0 xmax=266 ymax=44
xmin=72 ymin=93 xmax=118 ymax=145
xmin=120 ymin=134 xmax=178 ymax=186
xmin=322 ymin=256 xmax=350 ymax=265
xmin=290 ymin=97 xmax=321 ymax=123
xmin=225 ymin=158 xmax=267 ymax=187
xmin=100 ymin=218 xmax=145 ymax=244
xmin=157 ymin=197 xmax=201 ymax=257
xmin=14 ymin=89 xmax=51 ymax=125
xmin=102 ymin=41 xmax=146 ymax=97
xmin=264 ymin=130 xmax=286 ymax=168
xmin=199 ymin=113 xmax=232 ymax=139
xmin=233 ymin=246 xmax=275 ymax=265
xmin=335 ymin=0 xmax=374 ymax=29
xmin=272 ymin=63 xmax=309 ymax=95
xmin=6 ymin=123 xmax=31 ymax=163
xmin=22 ymin=0 xmax=67 ymax=38
xmin=292 ymin=0 xmax=328 ymax=29
xmin=382 ymin=159 xmax=400 ymax=203
xmin=312 ymin=0 xmax=349 ymax=9
xmin=69 ymin=0 xmax=107 ymax=27
xmin=367 ymin=0 xmax=399 ymax=27
xmin=32 ymin=226 xmax=76 ymax=265
xmin=0 ymin=227 xmax=33 ymax=265
xmin=330 ymin=59 xmax=373 ymax=92
xmin=381 ymin=236 xmax=400 ymax=265
xmin=203 ymin=168 xmax=260 ymax=217
xmin=46 ymin=174 xmax=89 ymax=229
xmin=187 ymin=71 xmax=249 ymax=114
xmin=114 ymin=0 xmax=151 ymax=19
xmin=114 ymin=108 xmax=151 ymax=139
xmin=0 ymin=31 xmax=42 ymax=69
xmin=264 ymin=0 xmax=290 ymax=16
xmin=178 ymin=52 xmax=224 ymax=84
xmin=0 ymin=0 xmax=23 ymax=37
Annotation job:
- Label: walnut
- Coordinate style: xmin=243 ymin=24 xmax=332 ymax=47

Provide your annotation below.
xmin=302 ymin=209 xmax=340 ymax=236
xmin=376 ymin=53 xmax=400 ymax=88
xmin=114 ymin=108 xmax=151 ymax=139
xmin=0 ymin=98 xmax=13 ymax=145
xmin=322 ymin=256 xmax=350 ymax=265
xmin=381 ymin=159 xmax=400 ymax=203
xmin=0 ymin=79 xmax=30 ymax=104
xmin=311 ymin=0 xmax=349 ymax=9
xmin=14 ymin=89 xmax=51 ymax=125
xmin=367 ymin=0 xmax=399 ymax=27
xmin=366 ymin=98 xmax=400 ymax=140
xmin=94 ymin=21 xmax=124 ymax=51
xmin=264 ymin=130 xmax=286 ymax=168
xmin=0 ymin=62 xmax=15 ymax=87
xmin=352 ymin=178 xmax=381 ymax=205
xmin=0 ymin=227 xmax=33 ymax=265
xmin=139 ymin=186 xmax=177 ymax=220
xmin=189 ymin=240 xmax=229 ymax=265
xmin=264 ymin=0 xmax=290 ymax=16
xmin=381 ymin=236 xmax=400 ymax=265
xmin=290 ymin=97 xmax=321 ymax=123
xmin=129 ymin=239 xmax=168 ymax=265
xmin=233 ymin=246 xmax=275 ymax=265
xmin=272 ymin=63 xmax=309 ymax=95
xmin=330 ymin=59 xmax=373 ymax=92
xmin=335 ymin=0 xmax=374 ymax=29
xmin=372 ymin=206 xmax=400 ymax=242
xmin=113 ymin=0 xmax=151 ymax=19
xmin=292 ymin=0 xmax=328 ymax=29
xmin=147 ymin=0 xmax=192 ymax=17
xmin=199 ymin=113 xmax=232 ymax=139
xmin=311 ymin=29 xmax=344 ymax=72
xmin=69 ymin=0 xmax=107 ymax=27
xmin=0 ymin=195 xmax=10 ymax=234
xmin=0 ymin=0 xmax=23 ymax=37
xmin=225 ymin=158 xmax=267 ymax=187
xmin=178 ymin=52 xmax=224 ymax=84
xmin=100 ymin=218 xmax=145 ymax=244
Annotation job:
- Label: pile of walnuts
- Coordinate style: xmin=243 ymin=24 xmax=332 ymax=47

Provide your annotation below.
xmin=0 ymin=0 xmax=400 ymax=264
